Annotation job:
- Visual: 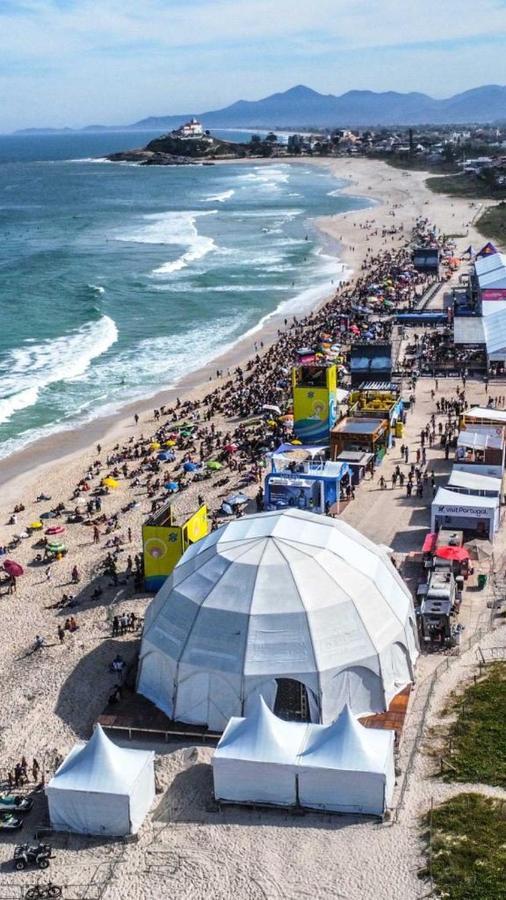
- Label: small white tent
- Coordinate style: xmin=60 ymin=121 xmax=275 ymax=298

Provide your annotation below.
xmin=297 ymin=705 xmax=394 ymax=815
xmin=46 ymin=725 xmax=155 ymax=836
xmin=213 ymin=696 xmax=304 ymax=806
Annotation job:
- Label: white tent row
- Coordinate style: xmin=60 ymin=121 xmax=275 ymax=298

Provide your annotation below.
xmin=474 ymin=252 xmax=506 ymax=277
xmin=431 ymin=487 xmax=500 ymax=541
xmin=448 ymin=468 xmax=502 ymax=497
xmin=465 ymin=407 xmax=506 ymax=425
xmin=453 ymin=462 xmax=503 ymax=479
xmin=213 ymin=697 xmax=394 ymax=816
xmin=457 ymin=429 xmax=503 ymax=452
xmin=46 ymin=725 xmax=155 ymax=836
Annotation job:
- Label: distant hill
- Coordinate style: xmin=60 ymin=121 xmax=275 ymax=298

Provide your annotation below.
xmin=16 ymin=84 xmax=506 ymax=133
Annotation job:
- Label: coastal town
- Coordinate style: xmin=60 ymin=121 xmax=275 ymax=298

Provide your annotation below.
xmin=0 ymin=152 xmax=505 ymax=900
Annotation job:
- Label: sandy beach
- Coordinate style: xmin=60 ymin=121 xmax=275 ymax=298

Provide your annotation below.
xmin=0 ymin=155 xmax=504 ymax=899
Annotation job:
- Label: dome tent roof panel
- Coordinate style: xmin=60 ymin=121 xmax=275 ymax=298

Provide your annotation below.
xmin=138 ymin=510 xmax=419 ymax=727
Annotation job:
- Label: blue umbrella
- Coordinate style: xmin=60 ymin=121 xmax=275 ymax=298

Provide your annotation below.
xmin=183 ymin=461 xmax=199 ymax=472
xmin=165 ymin=481 xmax=179 ymax=492
xmin=158 ymin=451 xmax=173 ymax=461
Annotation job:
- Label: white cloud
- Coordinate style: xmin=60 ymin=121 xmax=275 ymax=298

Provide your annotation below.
xmin=0 ymin=0 xmax=505 ymax=129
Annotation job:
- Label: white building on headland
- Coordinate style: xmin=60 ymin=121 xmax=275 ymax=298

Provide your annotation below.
xmin=173 ymin=118 xmax=205 ymax=138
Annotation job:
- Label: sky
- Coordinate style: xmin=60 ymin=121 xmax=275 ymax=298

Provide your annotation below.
xmin=1 ymin=0 xmax=506 ymax=131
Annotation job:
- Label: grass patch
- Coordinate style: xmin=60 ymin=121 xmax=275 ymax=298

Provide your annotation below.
xmin=420 ymin=793 xmax=506 ymax=900
xmin=425 ymin=173 xmax=506 ymax=199
xmin=443 ymin=662 xmax=506 ymax=788
xmin=476 ymin=202 xmax=506 ymax=247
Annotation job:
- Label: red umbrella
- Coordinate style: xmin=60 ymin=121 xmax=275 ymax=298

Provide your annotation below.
xmin=45 ymin=526 xmax=65 ymax=536
xmin=224 ymin=444 xmax=238 ymax=453
xmin=435 ymin=546 xmax=469 ymax=562
xmin=3 ymin=559 xmax=24 ymax=577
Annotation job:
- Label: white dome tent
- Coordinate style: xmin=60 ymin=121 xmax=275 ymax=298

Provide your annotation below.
xmin=137 ymin=509 xmax=418 ymax=731
xmin=46 ymin=725 xmax=155 ymax=836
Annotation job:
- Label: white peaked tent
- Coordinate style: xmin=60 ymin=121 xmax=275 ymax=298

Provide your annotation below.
xmin=46 ymin=725 xmax=155 ymax=836
xmin=137 ymin=509 xmax=418 ymax=731
xmin=213 ymin=698 xmax=394 ymax=815
xmin=297 ymin=705 xmax=394 ymax=815
xmin=213 ymin=696 xmax=304 ymax=806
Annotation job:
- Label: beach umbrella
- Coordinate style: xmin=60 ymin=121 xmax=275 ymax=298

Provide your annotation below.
xmin=224 ymin=443 xmax=238 ymax=453
xmin=45 ymin=526 xmax=65 ymax=536
xmin=3 ymin=560 xmax=24 ymax=577
xmin=262 ymin=404 xmax=282 ymax=416
xmin=279 ymin=414 xmax=294 ymax=422
xmin=165 ymin=481 xmax=179 ymax=492
xmin=157 ymin=451 xmax=172 ymax=461
xmin=291 ymin=439 xmax=302 ymax=445
xmin=183 ymin=461 xmax=198 ymax=472
xmin=266 ymin=419 xmax=277 ymax=427
xmin=207 ymin=461 xmax=222 ymax=471
xmin=435 ymin=546 xmax=469 ymax=563
xmin=150 ymin=441 xmax=161 ymax=451
xmin=221 ymin=502 xmax=234 ymax=516
xmin=164 ymin=439 xmax=176 ymax=447
xmin=102 ymin=477 xmax=119 ymax=489
xmin=30 ymin=521 xmax=43 ymax=530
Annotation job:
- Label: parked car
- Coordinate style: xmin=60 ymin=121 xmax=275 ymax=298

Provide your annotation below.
xmin=0 ymin=794 xmax=33 ymax=812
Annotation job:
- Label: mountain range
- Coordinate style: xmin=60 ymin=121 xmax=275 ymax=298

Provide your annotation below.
xmin=17 ymin=84 xmax=506 ymax=134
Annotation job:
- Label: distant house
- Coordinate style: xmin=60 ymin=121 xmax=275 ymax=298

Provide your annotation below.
xmin=173 ymin=118 xmax=205 ymax=139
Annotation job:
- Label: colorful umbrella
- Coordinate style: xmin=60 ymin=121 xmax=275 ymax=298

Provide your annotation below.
xmin=207 ymin=461 xmax=223 ymax=471
xmin=165 ymin=481 xmax=179 ymax=492
xmin=30 ymin=521 xmax=43 ymax=530
xmin=102 ymin=477 xmax=119 ymax=489
xmin=435 ymin=546 xmax=469 ymax=562
xmin=150 ymin=442 xmax=161 ymax=451
xmin=3 ymin=560 xmax=24 ymax=577
xmin=164 ymin=440 xmax=176 ymax=447
xmin=45 ymin=526 xmax=65 ymax=536
xmin=224 ymin=444 xmax=238 ymax=453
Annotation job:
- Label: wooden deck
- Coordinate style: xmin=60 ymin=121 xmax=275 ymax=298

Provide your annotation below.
xmin=98 ymin=690 xmax=221 ymax=742
xmin=359 ymin=685 xmax=411 ymax=734
xmin=98 ymin=684 xmax=411 ymax=743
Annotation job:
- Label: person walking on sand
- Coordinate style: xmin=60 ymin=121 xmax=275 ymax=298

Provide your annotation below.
xmin=93 ymin=525 xmax=100 ymax=544
xmin=57 ymin=625 xmax=65 ymax=644
xmin=45 ymin=566 xmax=51 ymax=581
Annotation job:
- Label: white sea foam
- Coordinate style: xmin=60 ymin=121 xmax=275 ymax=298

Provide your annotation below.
xmin=0 ymin=315 xmax=118 ymax=424
xmin=116 ymin=210 xmax=218 ymax=276
xmin=87 ymin=284 xmax=105 ymax=294
xmin=204 ymin=189 xmax=235 ymax=203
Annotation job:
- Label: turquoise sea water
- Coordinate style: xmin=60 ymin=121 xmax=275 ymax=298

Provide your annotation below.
xmin=0 ymin=132 xmax=368 ymax=460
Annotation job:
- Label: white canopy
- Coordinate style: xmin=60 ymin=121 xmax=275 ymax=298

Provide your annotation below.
xmin=431 ymin=488 xmax=499 ymax=540
xmin=448 ymin=468 xmax=502 ymax=496
xmin=138 ymin=509 xmax=418 ymax=731
xmin=213 ymin=699 xmax=394 ymax=815
xmin=453 ymin=462 xmax=503 ymax=478
xmin=213 ymin=697 xmax=305 ymax=806
xmin=297 ymin=705 xmax=394 ymax=814
xmin=46 ymin=725 xmax=155 ymax=836
xmin=475 ymin=252 xmax=506 ymax=276
xmin=457 ymin=428 xmax=503 ymax=451
xmin=465 ymin=407 xmax=506 ymax=425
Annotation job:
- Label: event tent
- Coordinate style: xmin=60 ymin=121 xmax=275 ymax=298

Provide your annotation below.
xmin=431 ymin=487 xmax=499 ymax=541
xmin=212 ymin=697 xmax=304 ymax=806
xmin=46 ymin=725 xmax=155 ymax=836
xmin=297 ymin=705 xmax=395 ymax=815
xmin=137 ymin=509 xmax=418 ymax=731
xmin=447 ymin=468 xmax=502 ymax=497
xmin=213 ymin=699 xmax=394 ymax=815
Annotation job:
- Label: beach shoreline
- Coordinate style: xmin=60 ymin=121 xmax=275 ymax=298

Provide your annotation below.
xmin=0 ymin=155 xmax=493 ymax=505
xmin=0 ymin=158 xmax=361 ymax=500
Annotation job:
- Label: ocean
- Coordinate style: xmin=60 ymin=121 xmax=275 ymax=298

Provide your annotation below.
xmin=0 ymin=131 xmax=368 ymax=461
